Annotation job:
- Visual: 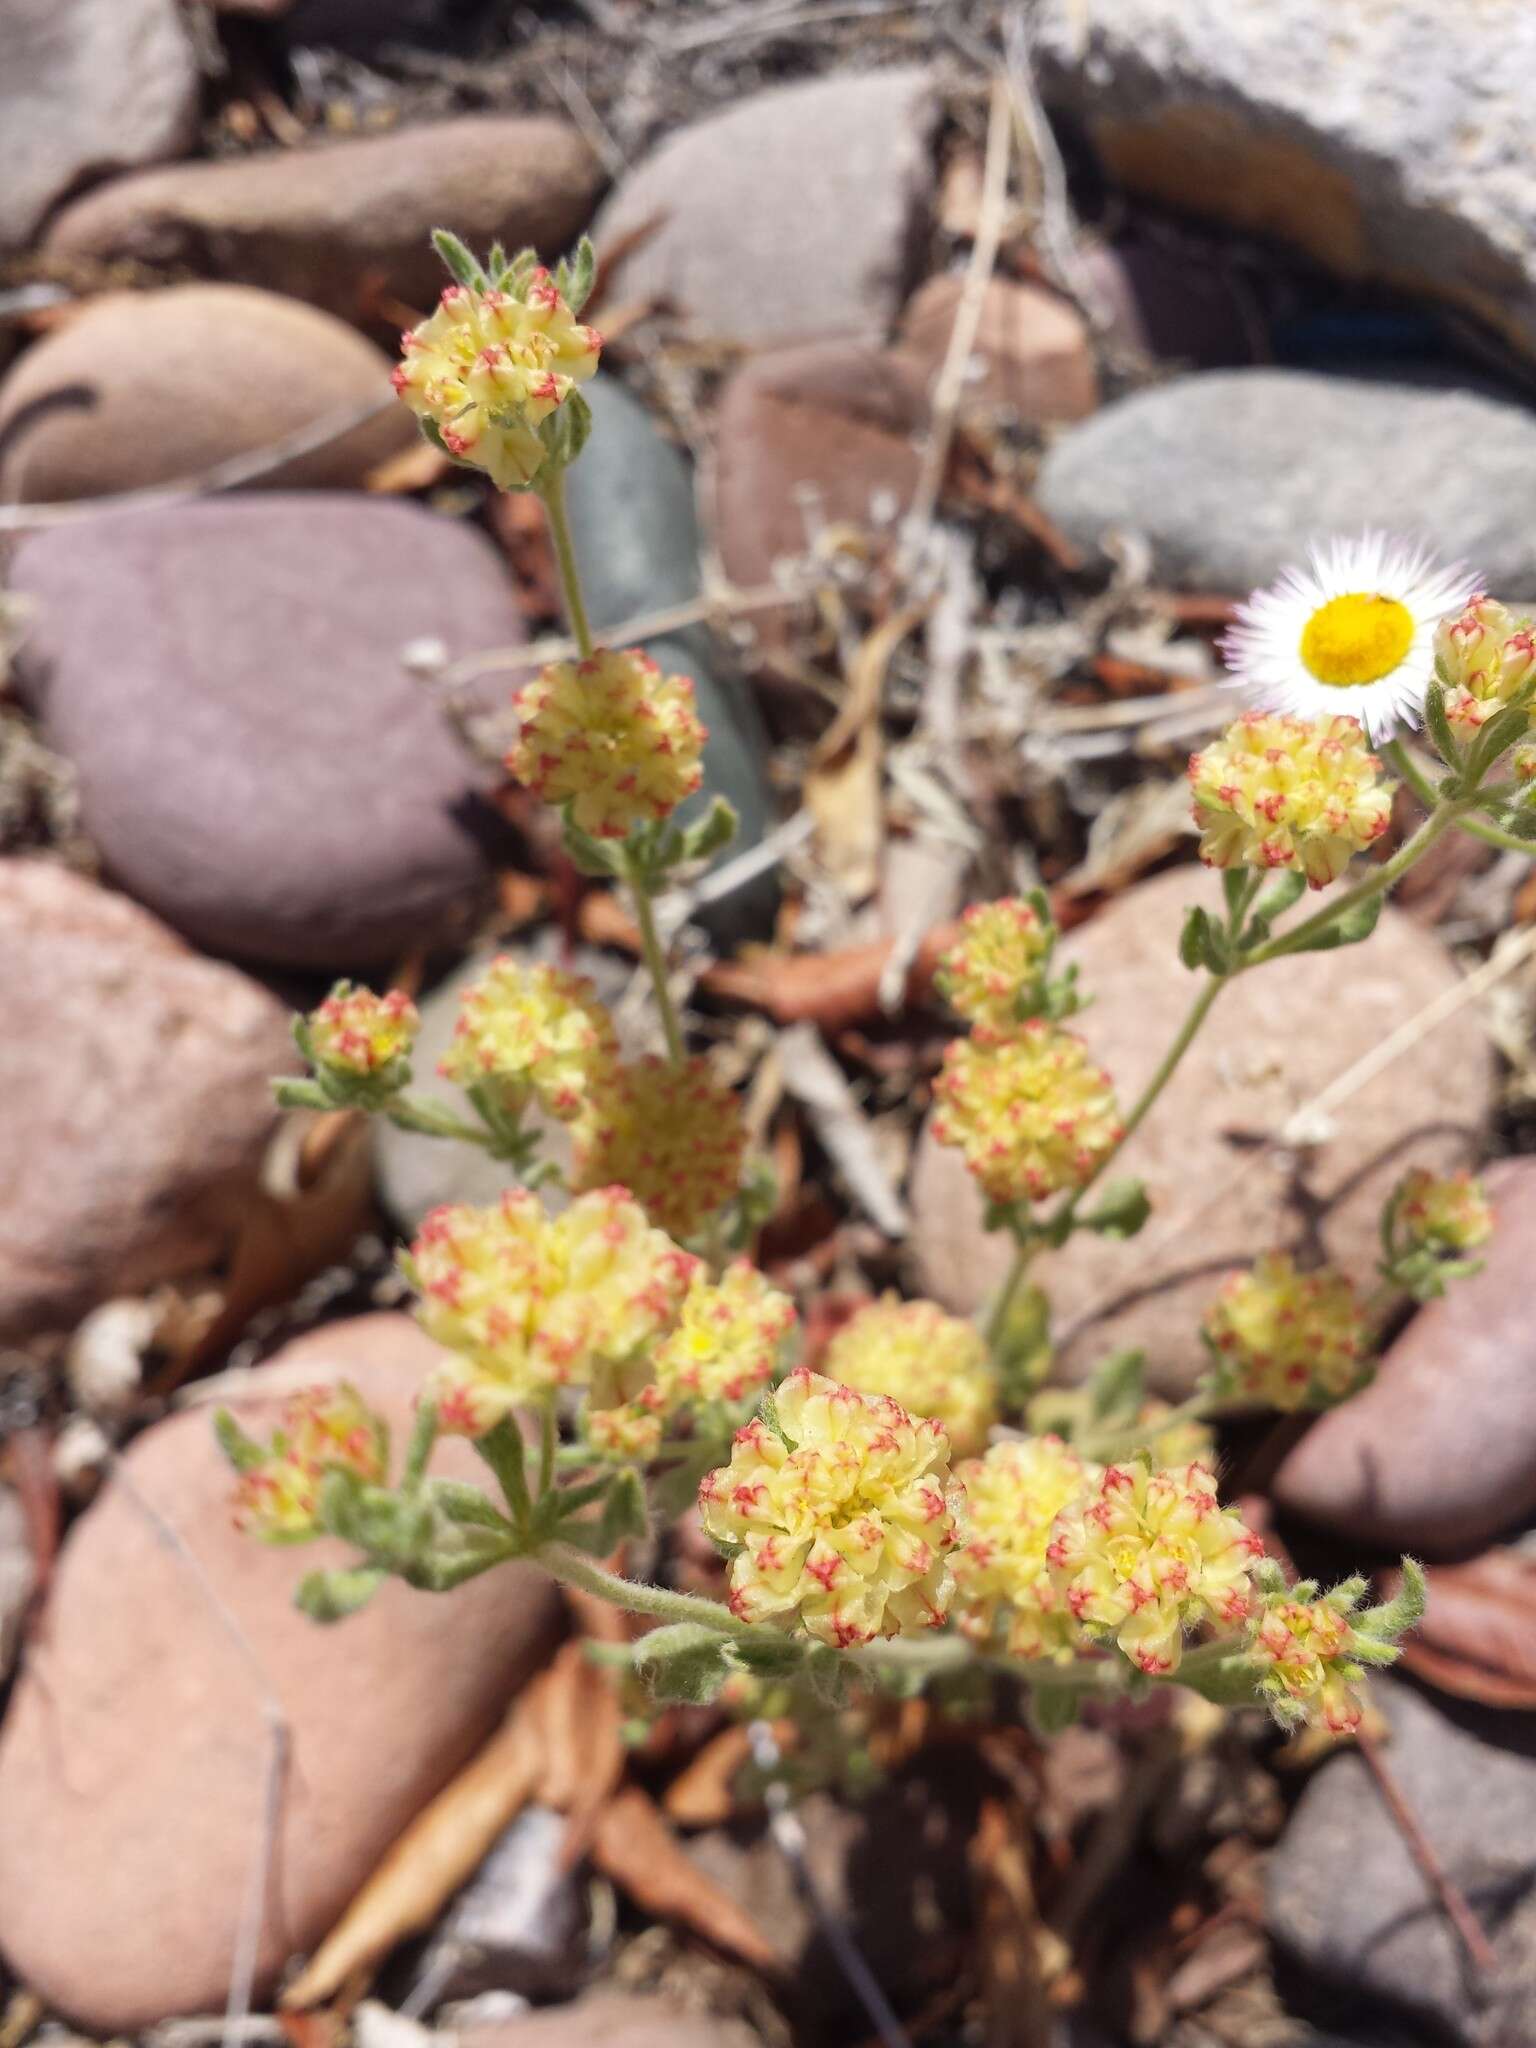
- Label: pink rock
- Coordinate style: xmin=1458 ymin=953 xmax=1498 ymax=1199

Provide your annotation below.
xmin=0 ymin=1314 xmax=561 ymax=2031
xmin=894 ymin=273 xmax=1099 ymax=422
xmin=1273 ymin=1158 xmax=1536 ymax=1556
xmin=0 ymin=286 xmax=413 ymax=503
xmin=908 ymin=866 xmax=1495 ymax=1393
xmin=0 ymin=861 xmax=291 ymax=1340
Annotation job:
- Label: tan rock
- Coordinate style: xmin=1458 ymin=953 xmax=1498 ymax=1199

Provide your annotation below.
xmin=0 ymin=1315 xmax=562 ymax=2031
xmin=1273 ymin=1158 xmax=1536 ymax=1557
xmin=45 ymin=117 xmax=604 ymax=323
xmin=907 ymin=866 xmax=1495 ymax=1393
xmin=0 ymin=861 xmax=292 ymax=1340
xmin=0 ymin=286 xmax=413 ymax=503
xmin=894 ymin=274 xmax=1099 ymax=423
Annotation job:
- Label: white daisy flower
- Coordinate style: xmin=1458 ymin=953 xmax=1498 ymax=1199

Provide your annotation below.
xmin=1221 ymin=533 xmax=1478 ymax=743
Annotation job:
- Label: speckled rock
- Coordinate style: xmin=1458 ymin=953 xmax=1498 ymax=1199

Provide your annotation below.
xmin=0 ymin=1315 xmax=561 ymax=2032
xmin=0 ymin=0 xmax=197 ymax=253
xmin=1035 ymin=371 xmax=1536 ymax=594
xmin=908 ymin=866 xmax=1495 ymax=1394
xmin=11 ymin=496 xmax=524 ymax=969
xmin=0 ymin=286 xmax=413 ymax=502
xmin=593 ymin=69 xmax=939 ymax=348
xmin=0 ymin=861 xmax=292 ymax=1340
xmin=1274 ymin=1159 xmax=1536 ymax=1557
xmin=1031 ymin=0 xmax=1536 ymax=365
xmin=44 ymin=117 xmax=603 ymax=323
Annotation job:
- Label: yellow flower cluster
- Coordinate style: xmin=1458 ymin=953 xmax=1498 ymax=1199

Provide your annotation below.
xmin=404 ymin=1186 xmax=698 ymax=1432
xmin=1433 ymin=596 xmax=1536 ymax=736
xmin=506 ymin=647 xmax=707 ymax=841
xmin=393 ymin=273 xmax=601 ymax=490
xmin=934 ymin=898 xmax=1051 ymax=1028
xmin=1202 ymin=1251 xmax=1368 ymax=1411
xmin=573 ymin=1054 xmax=746 ymax=1239
xmin=1250 ymin=1592 xmax=1366 ymax=1735
xmin=1045 ymin=1459 xmax=1262 ymax=1675
xmin=1393 ymin=1167 xmax=1494 ymax=1257
xmin=230 ymin=1384 xmax=389 ymax=1541
xmin=951 ymin=1436 xmax=1093 ymax=1660
xmin=587 ymin=1260 xmax=796 ymax=1459
xmin=440 ymin=956 xmax=617 ymax=1124
xmin=1188 ymin=711 xmax=1392 ymax=889
xmin=930 ymin=1021 xmax=1122 ymax=1207
xmin=306 ymin=982 xmax=419 ymax=1079
xmin=821 ymin=1294 xmax=997 ymax=1458
xmin=697 ymin=1368 xmax=959 ymax=1647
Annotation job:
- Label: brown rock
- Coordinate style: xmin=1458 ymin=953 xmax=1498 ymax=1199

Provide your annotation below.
xmin=894 ymin=274 xmax=1099 ymax=422
xmin=1273 ymin=1159 xmax=1536 ymax=1557
xmin=908 ymin=866 xmax=1494 ymax=1393
xmin=0 ymin=1315 xmax=562 ymax=2031
xmin=0 ymin=0 xmax=197 ymax=253
xmin=457 ymin=1996 xmax=761 ymax=2048
xmin=44 ymin=117 xmax=603 ymax=324
xmin=707 ymin=344 xmax=925 ymax=640
xmin=0 ymin=286 xmax=413 ymax=503
xmin=0 ymin=861 xmax=292 ymax=1340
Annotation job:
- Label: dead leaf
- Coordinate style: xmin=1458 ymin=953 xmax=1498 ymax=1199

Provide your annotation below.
xmin=664 ymin=1725 xmax=757 ymax=1827
xmin=804 ymin=605 xmax=928 ymax=902
xmin=1389 ymin=1551 xmax=1536 ymax=1710
xmin=362 ymin=438 xmax=448 ymax=494
xmin=970 ymin=1798 xmax=1054 ymax=2048
xmin=283 ymin=1644 xmax=623 ymax=2006
xmin=590 ymin=1785 xmax=780 ymax=1972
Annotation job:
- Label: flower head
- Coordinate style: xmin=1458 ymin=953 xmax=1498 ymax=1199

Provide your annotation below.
xmin=306 ymin=982 xmax=419 ymax=1082
xmin=822 ymin=1294 xmax=997 ymax=1458
xmin=930 ymin=1020 xmax=1122 ymax=1207
xmin=697 ymin=1368 xmax=959 ymax=1647
xmin=1250 ymin=1589 xmax=1368 ymax=1735
xmin=1221 ymin=532 xmax=1476 ymax=742
xmin=1202 ymin=1251 xmax=1369 ymax=1411
xmin=574 ymin=1055 xmax=746 ymax=1240
xmin=393 ymin=272 xmax=600 ymax=490
xmin=506 ymin=647 xmax=706 ymax=840
xmin=1433 ymin=596 xmax=1536 ymax=735
xmin=228 ymin=1384 xmax=389 ymax=1541
xmin=1189 ymin=710 xmax=1393 ymax=889
xmin=1392 ymin=1167 xmax=1494 ymax=1257
xmin=440 ymin=957 xmax=617 ymax=1124
xmin=1045 ymin=1459 xmax=1263 ymax=1675
xmin=404 ymin=1187 xmax=698 ymax=1432
xmin=952 ymin=1435 xmax=1096 ymax=1660
xmin=935 ymin=898 xmax=1052 ymax=1028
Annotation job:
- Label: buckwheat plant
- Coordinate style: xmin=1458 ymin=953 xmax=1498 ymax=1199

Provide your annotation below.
xmin=229 ymin=241 xmax=1536 ymax=1756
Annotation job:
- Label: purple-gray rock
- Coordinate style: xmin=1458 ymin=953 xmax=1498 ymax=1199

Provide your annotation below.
xmin=12 ymin=496 xmax=526 ymax=969
xmin=1274 ymin=1159 xmax=1536 ymax=1558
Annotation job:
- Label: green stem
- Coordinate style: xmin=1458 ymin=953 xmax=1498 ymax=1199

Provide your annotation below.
xmin=385 ymin=1095 xmax=497 ymax=1148
xmin=630 ymin=874 xmax=688 ymax=1067
xmin=1384 ymin=739 xmax=1532 ymax=856
xmin=1242 ymin=798 xmax=1468 ymax=967
xmin=1082 ymin=1389 xmax=1217 ymax=1464
xmin=538 ymin=464 xmax=594 ymax=660
xmin=537 ymin=1541 xmax=761 ymax=1637
xmin=537 ymin=1403 xmax=557 ymax=1498
xmin=984 ymin=1233 xmax=1039 ymax=1354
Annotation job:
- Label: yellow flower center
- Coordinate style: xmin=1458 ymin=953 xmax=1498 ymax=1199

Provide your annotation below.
xmin=1299 ymin=592 xmax=1415 ymax=688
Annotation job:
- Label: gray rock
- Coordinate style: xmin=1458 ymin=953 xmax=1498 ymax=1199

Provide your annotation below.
xmin=907 ymin=867 xmax=1495 ymax=1394
xmin=564 ymin=377 xmax=776 ymax=943
xmin=0 ymin=1315 xmax=562 ymax=2032
xmin=1031 ymin=0 xmax=1536 ymax=365
xmin=593 ymin=68 xmax=939 ymax=349
xmin=376 ymin=940 xmax=631 ymax=1236
xmin=0 ymin=861 xmax=292 ymax=1341
xmin=1035 ymin=370 xmax=1536 ymax=593
xmin=44 ymin=117 xmax=603 ymax=324
xmin=0 ymin=0 xmax=197 ymax=253
xmin=1268 ymin=1679 xmax=1536 ymax=2046
xmin=1274 ymin=1159 xmax=1536 ymax=1558
xmin=456 ymin=1996 xmax=761 ymax=2048
xmin=0 ymin=285 xmax=413 ymax=503
xmin=11 ymin=496 xmax=525 ymax=969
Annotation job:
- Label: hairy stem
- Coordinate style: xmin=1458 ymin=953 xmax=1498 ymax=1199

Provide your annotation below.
xmin=630 ymin=875 xmax=688 ymax=1066
xmin=1242 ymin=798 xmax=1468 ymax=967
xmin=1384 ymin=738 xmax=1531 ymax=856
xmin=538 ymin=464 xmax=594 ymax=660
xmin=537 ymin=1541 xmax=761 ymax=1637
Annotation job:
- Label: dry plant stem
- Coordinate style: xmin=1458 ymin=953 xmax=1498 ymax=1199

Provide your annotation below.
xmin=1358 ymin=1728 xmax=1498 ymax=1979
